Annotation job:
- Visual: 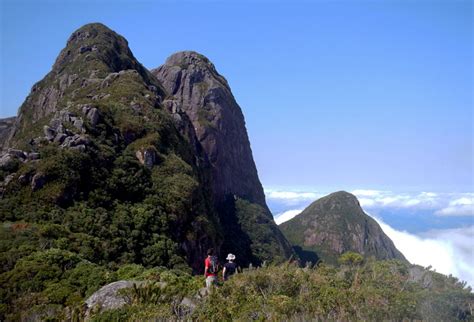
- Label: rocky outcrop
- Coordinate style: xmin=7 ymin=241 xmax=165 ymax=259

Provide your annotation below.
xmin=84 ymin=281 xmax=143 ymax=318
xmin=153 ymin=52 xmax=293 ymax=264
xmin=84 ymin=280 xmax=206 ymax=319
xmin=280 ymin=191 xmax=407 ymax=265
xmin=6 ymin=23 xmax=165 ymax=150
xmin=152 ymin=51 xmax=267 ymax=209
xmin=0 ymin=117 xmax=16 ymax=151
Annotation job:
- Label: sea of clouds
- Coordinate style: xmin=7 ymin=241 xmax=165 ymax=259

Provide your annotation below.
xmin=266 ymin=187 xmax=474 ymax=288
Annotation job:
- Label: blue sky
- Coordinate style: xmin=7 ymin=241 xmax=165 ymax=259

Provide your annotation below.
xmin=1 ymin=0 xmax=472 ymax=191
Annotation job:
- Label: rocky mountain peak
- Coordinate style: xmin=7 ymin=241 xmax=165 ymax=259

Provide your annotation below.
xmin=6 ymin=23 xmax=164 ymax=150
xmin=152 ymin=51 xmax=267 ymax=208
xmin=280 ymin=192 xmax=407 ymax=265
xmin=153 ymin=52 xmax=293 ymax=263
xmin=317 ymin=191 xmax=361 ymax=210
xmin=52 ymin=23 xmax=147 ymax=78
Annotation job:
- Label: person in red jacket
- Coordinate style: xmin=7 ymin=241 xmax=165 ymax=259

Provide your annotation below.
xmin=204 ymin=248 xmax=218 ymax=289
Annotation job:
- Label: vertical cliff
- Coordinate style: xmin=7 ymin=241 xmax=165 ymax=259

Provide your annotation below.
xmin=153 ymin=52 xmax=293 ymax=264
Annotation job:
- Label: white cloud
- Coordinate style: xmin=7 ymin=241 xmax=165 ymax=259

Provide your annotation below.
xmin=351 ymin=190 xmax=473 ymax=215
xmin=265 ymin=188 xmax=321 ymax=206
xmin=373 ymin=216 xmax=474 ymax=288
xmin=436 ymin=197 xmax=474 ymax=216
xmin=266 ymin=187 xmax=473 ymax=216
xmin=274 ymin=209 xmax=302 ymax=225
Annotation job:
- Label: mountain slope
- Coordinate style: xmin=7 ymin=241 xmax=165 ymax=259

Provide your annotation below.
xmin=0 ymin=23 xmax=220 ymax=273
xmin=7 ymin=23 xmax=166 ymax=149
xmin=152 ymin=51 xmax=293 ymax=264
xmin=0 ymin=24 xmax=291 ymax=272
xmin=280 ymin=191 xmax=407 ymax=265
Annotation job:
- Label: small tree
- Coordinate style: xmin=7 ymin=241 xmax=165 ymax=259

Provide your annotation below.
xmin=338 ymin=252 xmax=363 ymax=267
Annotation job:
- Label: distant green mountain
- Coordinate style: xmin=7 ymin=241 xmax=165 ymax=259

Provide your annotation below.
xmin=280 ymin=191 xmax=407 ymax=265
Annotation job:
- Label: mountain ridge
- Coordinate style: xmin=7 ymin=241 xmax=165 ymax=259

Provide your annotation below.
xmin=0 ymin=23 xmax=292 ymax=271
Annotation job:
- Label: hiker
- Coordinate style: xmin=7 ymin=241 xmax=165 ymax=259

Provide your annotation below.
xmin=204 ymin=248 xmax=218 ymax=289
xmin=222 ymin=253 xmax=237 ymax=281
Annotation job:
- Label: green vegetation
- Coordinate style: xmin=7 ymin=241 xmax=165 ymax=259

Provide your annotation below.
xmin=2 ymin=23 xmax=470 ymax=321
xmin=92 ymin=256 xmax=473 ymax=321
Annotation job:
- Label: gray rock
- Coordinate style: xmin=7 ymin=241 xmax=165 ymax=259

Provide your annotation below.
xmin=101 ymin=72 xmax=120 ymax=88
xmin=72 ymin=135 xmax=89 ymax=146
xmin=54 ymin=133 xmax=67 ymax=144
xmin=0 ymin=153 xmax=19 ymax=170
xmin=56 ymin=123 xmax=65 ymax=134
xmin=84 ymin=280 xmax=143 ymax=318
xmin=86 ymin=107 xmax=100 ymax=126
xmin=61 ymin=136 xmax=74 ymax=148
xmin=197 ymin=287 xmax=208 ymax=299
xmin=31 ymin=173 xmax=46 ymax=191
xmin=43 ymin=126 xmax=56 ymax=141
xmin=0 ymin=116 xmax=16 ymax=151
xmin=27 ymin=152 xmax=40 ymax=161
xmin=130 ymin=102 xmax=142 ymax=112
xmin=135 ymin=148 xmax=158 ymax=168
xmin=18 ymin=173 xmax=32 ymax=185
xmin=81 ymin=104 xmax=92 ymax=115
xmin=79 ymin=45 xmax=92 ymax=54
xmin=172 ymin=113 xmax=183 ymax=125
xmin=409 ymin=266 xmax=433 ymax=288
xmin=4 ymin=174 xmax=14 ymax=186
xmin=73 ymin=118 xmax=85 ymax=132
xmin=7 ymin=149 xmax=26 ymax=160
xmin=178 ymin=297 xmax=197 ymax=317
xmin=71 ymin=144 xmax=86 ymax=152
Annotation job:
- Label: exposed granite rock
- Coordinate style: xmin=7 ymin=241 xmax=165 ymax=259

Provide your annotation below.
xmin=84 ymin=280 xmax=144 ymax=318
xmin=135 ymin=147 xmax=159 ymax=168
xmin=153 ymin=51 xmax=293 ymax=264
xmin=0 ymin=116 xmax=16 ymax=151
xmin=31 ymin=172 xmax=46 ymax=191
xmin=81 ymin=105 xmax=100 ymax=126
xmin=280 ymin=191 xmax=407 ymax=265
xmin=152 ymin=51 xmax=267 ymax=209
xmin=6 ymin=23 xmax=165 ymax=149
xmin=43 ymin=125 xmax=56 ymax=140
xmin=0 ymin=148 xmax=28 ymax=170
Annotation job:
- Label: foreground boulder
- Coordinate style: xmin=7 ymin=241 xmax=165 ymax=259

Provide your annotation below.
xmin=84 ymin=280 xmax=143 ymax=318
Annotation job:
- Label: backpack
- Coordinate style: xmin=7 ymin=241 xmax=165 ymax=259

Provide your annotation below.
xmin=208 ymin=256 xmax=219 ymax=274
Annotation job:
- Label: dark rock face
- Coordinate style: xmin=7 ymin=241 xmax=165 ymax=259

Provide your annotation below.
xmin=0 ymin=117 xmax=16 ymax=151
xmin=153 ymin=51 xmax=293 ymax=264
xmin=152 ymin=51 xmax=267 ymax=209
xmin=280 ymin=191 xmax=407 ymax=265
